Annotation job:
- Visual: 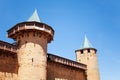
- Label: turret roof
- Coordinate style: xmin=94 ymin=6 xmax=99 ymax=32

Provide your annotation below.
xmin=80 ymin=34 xmax=93 ymax=49
xmin=28 ymin=9 xmax=41 ymax=22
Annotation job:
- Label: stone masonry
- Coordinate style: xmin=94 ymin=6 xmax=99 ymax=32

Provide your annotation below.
xmin=0 ymin=10 xmax=100 ymax=80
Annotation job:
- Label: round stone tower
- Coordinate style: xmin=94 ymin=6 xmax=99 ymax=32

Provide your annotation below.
xmin=75 ymin=35 xmax=100 ymax=80
xmin=7 ymin=10 xmax=54 ymax=80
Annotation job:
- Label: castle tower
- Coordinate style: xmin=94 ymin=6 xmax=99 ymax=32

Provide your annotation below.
xmin=75 ymin=35 xmax=100 ymax=80
xmin=7 ymin=10 xmax=54 ymax=80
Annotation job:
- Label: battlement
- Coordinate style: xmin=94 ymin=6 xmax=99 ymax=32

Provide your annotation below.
xmin=75 ymin=48 xmax=97 ymax=54
xmin=0 ymin=40 xmax=17 ymax=53
xmin=47 ymin=54 xmax=87 ymax=70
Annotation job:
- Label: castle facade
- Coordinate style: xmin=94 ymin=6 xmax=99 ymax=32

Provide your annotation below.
xmin=0 ymin=10 xmax=100 ymax=80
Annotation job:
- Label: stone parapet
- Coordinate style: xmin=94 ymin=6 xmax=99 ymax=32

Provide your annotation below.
xmin=0 ymin=40 xmax=17 ymax=53
xmin=7 ymin=21 xmax=54 ymax=43
xmin=47 ymin=54 xmax=87 ymax=70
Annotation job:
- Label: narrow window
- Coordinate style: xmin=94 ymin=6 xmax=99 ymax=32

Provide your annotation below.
xmin=25 ymin=41 xmax=27 ymax=43
xmin=81 ymin=50 xmax=83 ymax=54
xmin=32 ymin=58 xmax=33 ymax=62
xmin=88 ymin=49 xmax=90 ymax=53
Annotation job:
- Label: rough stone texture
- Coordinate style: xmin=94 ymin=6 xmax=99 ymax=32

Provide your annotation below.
xmin=76 ymin=49 xmax=100 ymax=80
xmin=17 ymin=32 xmax=47 ymax=80
xmin=47 ymin=61 xmax=86 ymax=80
xmin=0 ymin=51 xmax=18 ymax=80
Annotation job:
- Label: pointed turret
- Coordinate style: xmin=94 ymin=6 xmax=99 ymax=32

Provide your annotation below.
xmin=28 ymin=9 xmax=41 ymax=22
xmin=7 ymin=10 xmax=54 ymax=80
xmin=75 ymin=34 xmax=100 ymax=80
xmin=81 ymin=34 xmax=93 ymax=49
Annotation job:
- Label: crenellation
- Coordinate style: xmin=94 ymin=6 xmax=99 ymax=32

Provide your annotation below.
xmin=47 ymin=54 xmax=86 ymax=70
xmin=83 ymin=49 xmax=88 ymax=54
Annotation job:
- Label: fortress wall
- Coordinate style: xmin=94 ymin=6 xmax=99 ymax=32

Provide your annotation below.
xmin=47 ymin=61 xmax=86 ymax=80
xmin=0 ymin=51 xmax=18 ymax=80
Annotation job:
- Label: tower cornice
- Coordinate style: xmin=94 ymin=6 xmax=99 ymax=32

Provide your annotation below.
xmin=75 ymin=48 xmax=97 ymax=53
xmin=7 ymin=21 xmax=54 ymax=43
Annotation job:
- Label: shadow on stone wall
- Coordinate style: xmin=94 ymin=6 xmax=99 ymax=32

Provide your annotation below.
xmin=47 ymin=61 xmax=86 ymax=80
xmin=0 ymin=50 xmax=18 ymax=74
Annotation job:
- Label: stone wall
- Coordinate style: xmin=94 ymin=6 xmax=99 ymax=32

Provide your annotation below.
xmin=17 ymin=32 xmax=47 ymax=80
xmin=47 ymin=61 xmax=86 ymax=80
xmin=0 ymin=51 xmax=18 ymax=80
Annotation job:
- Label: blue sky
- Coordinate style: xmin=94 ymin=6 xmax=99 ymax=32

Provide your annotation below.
xmin=0 ymin=0 xmax=120 ymax=80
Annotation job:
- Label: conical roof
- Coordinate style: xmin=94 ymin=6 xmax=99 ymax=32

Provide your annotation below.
xmin=80 ymin=34 xmax=93 ymax=49
xmin=28 ymin=9 xmax=41 ymax=22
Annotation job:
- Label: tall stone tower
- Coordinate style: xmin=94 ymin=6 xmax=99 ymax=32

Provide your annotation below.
xmin=75 ymin=35 xmax=100 ymax=80
xmin=7 ymin=10 xmax=54 ymax=80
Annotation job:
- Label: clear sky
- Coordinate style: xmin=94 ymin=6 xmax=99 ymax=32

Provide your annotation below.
xmin=0 ymin=0 xmax=119 ymax=80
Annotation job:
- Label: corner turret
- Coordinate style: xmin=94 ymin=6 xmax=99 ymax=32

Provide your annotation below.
xmin=7 ymin=10 xmax=54 ymax=80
